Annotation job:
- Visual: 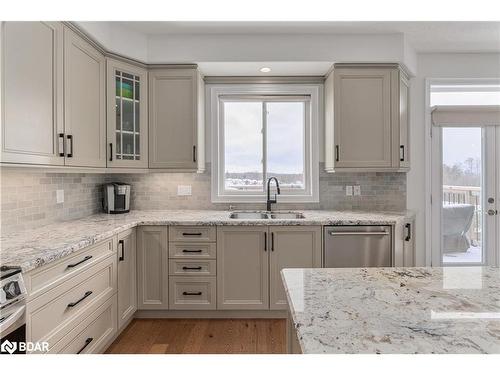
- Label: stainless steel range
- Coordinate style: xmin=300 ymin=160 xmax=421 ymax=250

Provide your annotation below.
xmin=0 ymin=266 xmax=27 ymax=354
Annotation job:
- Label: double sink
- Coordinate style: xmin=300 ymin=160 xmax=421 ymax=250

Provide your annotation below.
xmin=229 ymin=211 xmax=305 ymax=220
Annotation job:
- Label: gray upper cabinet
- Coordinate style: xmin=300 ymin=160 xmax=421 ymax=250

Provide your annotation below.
xmin=63 ymin=27 xmax=106 ymax=168
xmin=106 ymin=58 xmax=148 ymax=168
xmin=1 ymin=22 xmax=64 ymax=165
xmin=149 ymin=68 xmax=205 ymax=171
xmin=325 ymin=63 xmax=410 ymax=172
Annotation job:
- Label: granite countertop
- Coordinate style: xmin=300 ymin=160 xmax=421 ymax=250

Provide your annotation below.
xmin=0 ymin=209 xmax=412 ymax=273
xmin=282 ymin=267 xmax=500 ymax=354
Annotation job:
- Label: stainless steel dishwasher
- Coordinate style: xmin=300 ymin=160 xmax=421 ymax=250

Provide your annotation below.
xmin=324 ymin=226 xmax=392 ymax=268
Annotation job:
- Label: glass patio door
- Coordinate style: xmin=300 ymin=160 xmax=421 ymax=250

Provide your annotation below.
xmin=433 ymin=126 xmax=498 ymax=266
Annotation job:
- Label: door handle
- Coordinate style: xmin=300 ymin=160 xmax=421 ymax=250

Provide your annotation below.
xmin=404 ymin=223 xmax=411 ymax=241
xmin=193 ymin=145 xmax=197 ymax=163
xmin=264 ymin=232 xmax=267 ymax=251
xmin=109 ymin=143 xmax=113 ymax=162
xmin=271 ymin=232 xmax=275 ymax=251
xmin=67 ymin=291 xmax=92 ymax=308
xmin=67 ymin=255 xmax=93 ymax=269
xmin=328 ymin=231 xmax=389 ymax=236
xmin=58 ymin=133 xmax=65 ymax=157
xmin=400 ymin=145 xmax=405 ymax=162
xmin=118 ymin=239 xmax=125 ymax=261
xmin=335 ymin=145 xmax=340 ymax=162
xmin=66 ymin=135 xmax=73 ymax=158
xmin=183 ymin=291 xmax=202 ymax=296
xmin=182 ymin=266 xmax=202 ymax=270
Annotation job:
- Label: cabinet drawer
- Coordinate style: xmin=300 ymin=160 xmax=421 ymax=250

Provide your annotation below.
xmin=50 ymin=295 xmax=117 ymax=354
xmin=169 ymin=242 xmax=216 ymax=259
xmin=26 ymin=238 xmax=114 ymax=299
xmin=168 ymin=276 xmax=216 ymax=310
xmin=26 ymin=255 xmax=116 ymax=346
xmin=169 ymin=226 xmax=216 ymax=242
xmin=169 ymin=259 xmax=216 ymax=276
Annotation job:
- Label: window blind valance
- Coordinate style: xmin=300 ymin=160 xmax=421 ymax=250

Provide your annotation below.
xmin=431 ymin=105 xmax=500 ymax=126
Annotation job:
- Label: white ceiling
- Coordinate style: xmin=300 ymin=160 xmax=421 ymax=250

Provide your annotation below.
xmin=114 ymin=21 xmax=500 ymax=53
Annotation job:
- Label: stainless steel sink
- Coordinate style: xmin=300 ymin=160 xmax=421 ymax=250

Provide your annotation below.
xmin=269 ymin=212 xmax=305 ymax=219
xmin=229 ymin=212 xmax=269 ymax=219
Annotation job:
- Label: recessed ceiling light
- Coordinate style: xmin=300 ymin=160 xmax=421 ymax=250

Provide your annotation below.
xmin=259 ymin=67 xmax=271 ymax=73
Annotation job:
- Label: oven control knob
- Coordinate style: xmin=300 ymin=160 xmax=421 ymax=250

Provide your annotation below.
xmin=3 ymin=281 xmax=21 ymax=299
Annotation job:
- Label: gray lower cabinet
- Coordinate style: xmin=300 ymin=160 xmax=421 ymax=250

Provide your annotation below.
xmin=217 ymin=226 xmax=269 ymax=310
xmin=269 ymin=226 xmax=322 ymax=310
xmin=217 ymin=226 xmax=322 ymax=311
xmin=117 ymin=228 xmax=137 ymax=329
xmin=137 ymin=226 xmax=169 ymax=309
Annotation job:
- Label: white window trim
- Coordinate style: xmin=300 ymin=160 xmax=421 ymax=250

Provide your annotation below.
xmin=208 ymin=83 xmax=321 ymax=203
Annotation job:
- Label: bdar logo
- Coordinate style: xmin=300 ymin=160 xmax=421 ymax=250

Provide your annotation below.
xmin=1 ymin=340 xmax=17 ymax=354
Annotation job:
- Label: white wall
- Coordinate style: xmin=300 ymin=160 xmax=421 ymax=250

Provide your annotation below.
xmin=408 ymin=53 xmax=500 ymax=265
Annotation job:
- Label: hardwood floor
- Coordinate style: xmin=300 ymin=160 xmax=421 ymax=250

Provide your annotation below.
xmin=105 ymin=318 xmax=286 ymax=354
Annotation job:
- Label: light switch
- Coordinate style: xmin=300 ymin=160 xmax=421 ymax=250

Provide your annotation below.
xmin=56 ymin=189 xmax=64 ymax=203
xmin=345 ymin=186 xmax=353 ymax=196
xmin=354 ymin=186 xmax=361 ymax=196
xmin=177 ymin=185 xmax=192 ymax=196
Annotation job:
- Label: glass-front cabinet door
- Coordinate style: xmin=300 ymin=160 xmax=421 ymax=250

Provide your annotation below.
xmin=106 ymin=58 xmax=148 ymax=168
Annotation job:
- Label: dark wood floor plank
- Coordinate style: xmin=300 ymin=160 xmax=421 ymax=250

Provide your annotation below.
xmin=106 ymin=318 xmax=286 ymax=354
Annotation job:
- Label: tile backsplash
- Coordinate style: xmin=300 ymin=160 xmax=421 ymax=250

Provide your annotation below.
xmin=1 ymin=163 xmax=406 ymax=234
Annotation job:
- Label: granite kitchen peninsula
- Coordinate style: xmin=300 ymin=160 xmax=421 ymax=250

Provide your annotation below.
xmin=282 ymin=267 xmax=500 ymax=354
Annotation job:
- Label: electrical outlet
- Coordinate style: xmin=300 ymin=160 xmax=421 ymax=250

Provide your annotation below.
xmin=177 ymin=185 xmax=192 ymax=196
xmin=345 ymin=185 xmax=353 ymax=196
xmin=56 ymin=189 xmax=64 ymax=204
xmin=353 ymin=185 xmax=361 ymax=196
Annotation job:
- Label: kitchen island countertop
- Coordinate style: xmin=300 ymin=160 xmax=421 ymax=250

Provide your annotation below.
xmin=282 ymin=267 xmax=500 ymax=354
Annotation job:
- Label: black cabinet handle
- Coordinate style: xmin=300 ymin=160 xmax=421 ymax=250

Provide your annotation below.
xmin=193 ymin=145 xmax=197 ymax=162
xmin=182 ymin=266 xmax=202 ymax=270
xmin=118 ymin=239 xmax=125 ymax=261
xmin=405 ymin=223 xmax=411 ymax=242
xmin=183 ymin=291 xmax=202 ymax=296
xmin=271 ymin=232 xmax=275 ymax=251
xmin=182 ymin=249 xmax=202 ymax=253
xmin=58 ymin=133 xmax=65 ymax=157
xmin=77 ymin=338 xmax=93 ymax=354
xmin=67 ymin=255 xmax=93 ymax=269
xmin=182 ymin=232 xmax=202 ymax=236
xmin=67 ymin=291 xmax=92 ymax=308
xmin=67 ymin=135 xmax=73 ymax=158
xmin=109 ymin=143 xmax=113 ymax=162
xmin=335 ymin=145 xmax=340 ymax=162
xmin=400 ymin=145 xmax=405 ymax=162
xmin=264 ymin=232 xmax=267 ymax=252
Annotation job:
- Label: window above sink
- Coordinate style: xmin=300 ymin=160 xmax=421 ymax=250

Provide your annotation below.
xmin=208 ymin=84 xmax=320 ymax=204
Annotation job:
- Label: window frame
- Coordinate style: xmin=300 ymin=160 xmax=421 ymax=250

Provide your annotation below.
xmin=209 ymin=84 xmax=321 ymax=203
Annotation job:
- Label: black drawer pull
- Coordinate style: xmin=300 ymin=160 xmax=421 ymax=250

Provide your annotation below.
xmin=77 ymin=337 xmax=93 ymax=354
xmin=67 ymin=255 xmax=93 ymax=269
xmin=182 ymin=249 xmax=202 ymax=253
xmin=183 ymin=291 xmax=202 ymax=296
xmin=182 ymin=266 xmax=202 ymax=270
xmin=67 ymin=291 xmax=93 ymax=308
xmin=182 ymin=232 xmax=202 ymax=236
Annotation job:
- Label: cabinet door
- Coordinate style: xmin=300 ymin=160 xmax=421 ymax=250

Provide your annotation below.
xmin=63 ymin=27 xmax=106 ymax=167
xmin=217 ymin=226 xmax=269 ymax=310
xmin=269 ymin=226 xmax=322 ymax=310
xmin=396 ymin=71 xmax=410 ymax=169
xmin=106 ymin=59 xmax=148 ymax=168
xmin=117 ymin=228 xmax=137 ymax=329
xmin=334 ymin=68 xmax=392 ymax=168
xmin=149 ymin=69 xmax=198 ymax=170
xmin=1 ymin=21 xmax=64 ymax=165
xmin=137 ymin=226 xmax=169 ymax=310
